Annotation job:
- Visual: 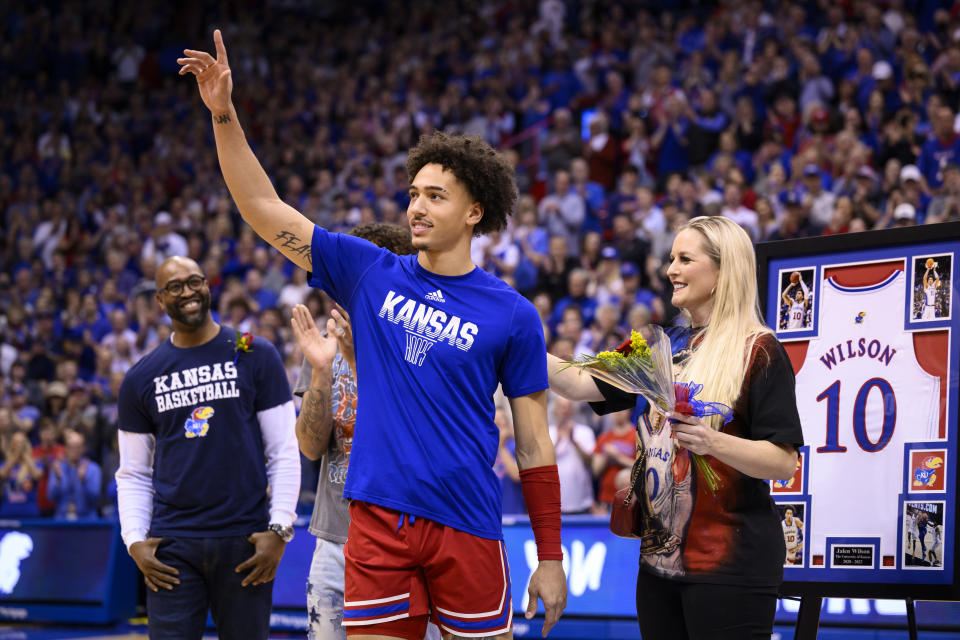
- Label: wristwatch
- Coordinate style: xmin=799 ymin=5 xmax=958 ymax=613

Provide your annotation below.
xmin=268 ymin=523 xmax=295 ymax=542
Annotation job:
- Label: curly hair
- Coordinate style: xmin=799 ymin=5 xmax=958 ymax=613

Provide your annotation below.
xmin=349 ymin=222 xmax=416 ymax=255
xmin=406 ymin=132 xmax=518 ymax=236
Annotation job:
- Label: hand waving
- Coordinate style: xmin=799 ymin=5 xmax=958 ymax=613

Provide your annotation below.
xmin=178 ymin=29 xmax=233 ymax=114
xmin=290 ymin=304 xmax=339 ymax=370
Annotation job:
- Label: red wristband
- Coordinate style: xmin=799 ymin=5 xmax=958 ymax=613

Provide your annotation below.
xmin=519 ymin=464 xmax=563 ymax=561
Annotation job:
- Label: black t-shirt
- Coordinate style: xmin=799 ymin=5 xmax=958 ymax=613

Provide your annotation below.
xmin=591 ymin=327 xmax=804 ymax=585
xmin=118 ymin=325 xmax=291 ymax=537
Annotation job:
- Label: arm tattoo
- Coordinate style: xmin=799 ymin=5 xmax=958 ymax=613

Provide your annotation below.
xmin=213 ymin=113 xmax=232 ymax=124
xmin=274 ymin=230 xmax=313 ymax=267
xmin=296 ymin=387 xmax=332 ymax=449
xmin=296 ymin=387 xmax=333 ymax=459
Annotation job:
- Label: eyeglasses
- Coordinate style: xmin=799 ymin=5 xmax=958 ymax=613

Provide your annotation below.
xmin=161 ymin=275 xmax=206 ymax=297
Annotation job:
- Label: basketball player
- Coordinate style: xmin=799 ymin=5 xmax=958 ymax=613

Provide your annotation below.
xmin=928 ymin=523 xmax=942 ymax=566
xmin=782 ymin=507 xmax=804 ymax=565
xmin=917 ymin=511 xmax=930 ymax=560
xmin=781 ymin=277 xmax=810 ymax=330
xmin=290 ymin=223 xmax=440 ymax=640
xmin=921 ymin=264 xmax=940 ymax=320
xmin=179 ymin=31 xmax=566 ymax=639
xmin=906 ymin=510 xmax=918 ymax=558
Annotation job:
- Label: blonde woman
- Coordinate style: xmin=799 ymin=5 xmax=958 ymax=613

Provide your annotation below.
xmin=0 ymin=432 xmax=44 ymax=518
xmin=548 ymin=216 xmax=802 ymax=639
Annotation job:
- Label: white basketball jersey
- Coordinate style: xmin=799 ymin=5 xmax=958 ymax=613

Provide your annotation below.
xmin=794 ymin=270 xmax=940 ymax=565
xmin=788 ymin=302 xmax=805 ymax=329
xmin=922 ymin=285 xmax=937 ymax=319
xmin=783 ymin=519 xmax=801 ymax=550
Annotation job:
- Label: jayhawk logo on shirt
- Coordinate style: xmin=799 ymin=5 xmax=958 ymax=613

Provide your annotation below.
xmin=913 ymin=455 xmax=944 ymax=487
xmin=184 ymin=406 xmax=215 ymax=438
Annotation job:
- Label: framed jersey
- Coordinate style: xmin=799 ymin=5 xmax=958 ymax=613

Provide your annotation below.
xmin=757 ymin=222 xmax=960 ymax=600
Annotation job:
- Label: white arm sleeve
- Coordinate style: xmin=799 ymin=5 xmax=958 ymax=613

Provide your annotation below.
xmin=258 ymin=400 xmax=300 ymax=528
xmin=799 ymin=278 xmax=810 ymax=300
xmin=116 ymin=430 xmax=156 ymax=551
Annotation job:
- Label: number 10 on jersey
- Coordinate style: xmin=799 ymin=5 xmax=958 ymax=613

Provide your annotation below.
xmin=817 ymin=378 xmax=896 ymax=453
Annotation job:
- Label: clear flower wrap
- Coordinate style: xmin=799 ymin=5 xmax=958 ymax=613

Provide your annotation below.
xmin=560 ymin=326 xmax=733 ymax=494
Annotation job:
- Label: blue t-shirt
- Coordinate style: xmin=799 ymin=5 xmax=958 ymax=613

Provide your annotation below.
xmin=309 ymin=226 xmax=548 ymax=539
xmin=918 ymin=134 xmax=960 ymax=190
xmin=117 ymin=325 xmax=291 ymax=537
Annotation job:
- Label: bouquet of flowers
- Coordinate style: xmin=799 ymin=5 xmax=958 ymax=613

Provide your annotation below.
xmin=561 ymin=326 xmax=732 ymax=494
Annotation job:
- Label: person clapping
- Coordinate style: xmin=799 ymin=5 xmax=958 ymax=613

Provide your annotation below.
xmin=47 ymin=430 xmax=102 ymax=520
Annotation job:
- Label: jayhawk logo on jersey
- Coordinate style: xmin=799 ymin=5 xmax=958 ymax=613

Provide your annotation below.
xmin=913 ymin=455 xmax=944 ymax=487
xmin=184 ymin=406 xmax=215 ymax=438
xmin=854 ymin=312 xmax=866 ymax=324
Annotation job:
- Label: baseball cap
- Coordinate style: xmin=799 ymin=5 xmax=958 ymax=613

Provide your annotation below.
xmin=899 ymin=164 xmax=922 ymax=183
xmin=855 ymin=166 xmax=877 ymax=181
xmin=621 ymin=262 xmax=639 ymax=277
xmin=894 ymin=203 xmax=916 ymax=220
xmin=811 ymin=106 xmax=830 ymax=122
xmin=802 ymin=164 xmax=820 ymax=178
xmin=68 ymin=381 xmax=87 ymax=394
xmin=600 ymin=246 xmax=620 ymax=260
xmin=872 ymin=60 xmax=893 ymax=80
xmin=154 ymin=211 xmax=173 ymax=226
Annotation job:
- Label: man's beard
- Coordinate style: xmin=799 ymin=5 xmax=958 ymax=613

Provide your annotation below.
xmin=166 ymin=291 xmax=211 ymax=328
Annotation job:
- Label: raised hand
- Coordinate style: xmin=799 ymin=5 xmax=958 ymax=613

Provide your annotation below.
xmin=290 ymin=304 xmax=339 ymax=370
xmin=178 ymin=29 xmax=233 ymax=115
xmin=328 ymin=301 xmax=356 ymax=373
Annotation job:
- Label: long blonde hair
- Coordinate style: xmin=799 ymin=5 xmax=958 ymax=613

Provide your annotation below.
xmin=674 ymin=216 xmax=772 ymax=419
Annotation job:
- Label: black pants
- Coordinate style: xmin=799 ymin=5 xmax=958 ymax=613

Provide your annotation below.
xmin=147 ymin=535 xmax=273 ymax=640
xmin=635 ymin=568 xmax=778 ymax=640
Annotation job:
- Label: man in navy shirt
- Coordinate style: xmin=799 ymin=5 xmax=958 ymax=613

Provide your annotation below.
xmin=116 ymin=256 xmax=300 ymax=640
xmin=180 ymin=30 xmax=566 ymax=639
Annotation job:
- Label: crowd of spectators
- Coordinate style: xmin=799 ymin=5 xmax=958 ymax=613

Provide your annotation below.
xmin=3 ymin=0 xmax=960 ymax=519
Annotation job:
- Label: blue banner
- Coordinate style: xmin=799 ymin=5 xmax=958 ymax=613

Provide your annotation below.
xmin=271 ymin=516 xmax=960 ymax=632
xmin=0 ymin=520 xmax=137 ymax=623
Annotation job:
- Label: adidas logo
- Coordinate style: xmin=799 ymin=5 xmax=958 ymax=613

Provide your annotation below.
xmin=424 ymin=289 xmax=445 ymax=303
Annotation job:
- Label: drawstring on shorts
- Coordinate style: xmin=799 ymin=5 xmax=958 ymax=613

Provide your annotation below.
xmin=395 ymin=512 xmax=416 ymax=535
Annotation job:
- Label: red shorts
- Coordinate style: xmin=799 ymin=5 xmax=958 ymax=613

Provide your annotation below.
xmin=342 ymin=501 xmax=513 ymax=639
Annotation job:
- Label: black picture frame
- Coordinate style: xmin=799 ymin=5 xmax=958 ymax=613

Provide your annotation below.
xmin=756 ymin=222 xmax=960 ymax=600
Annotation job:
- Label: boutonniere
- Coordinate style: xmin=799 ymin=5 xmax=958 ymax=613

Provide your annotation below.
xmin=234 ymin=331 xmax=254 ymax=364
